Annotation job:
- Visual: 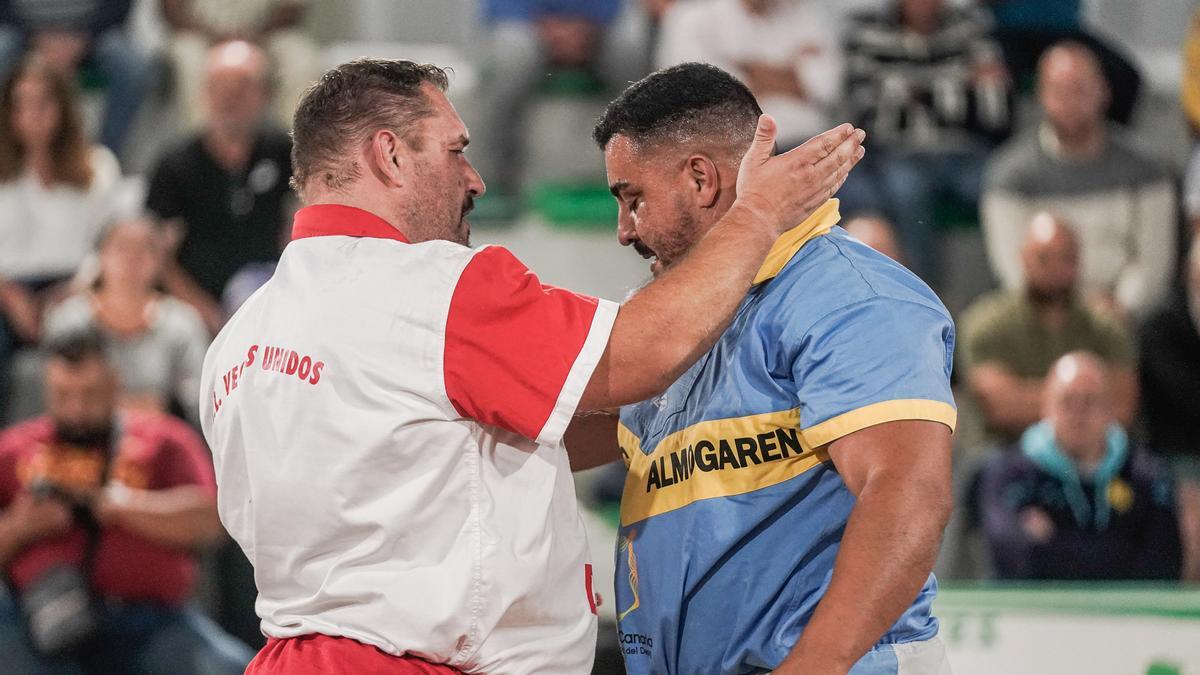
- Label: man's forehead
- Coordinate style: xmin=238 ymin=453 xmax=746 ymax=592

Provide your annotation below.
xmin=604 ymin=135 xmax=646 ymax=188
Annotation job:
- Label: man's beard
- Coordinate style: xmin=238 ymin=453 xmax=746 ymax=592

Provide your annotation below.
xmin=54 ymin=419 xmax=114 ymax=447
xmin=1027 ymin=284 xmax=1073 ymax=306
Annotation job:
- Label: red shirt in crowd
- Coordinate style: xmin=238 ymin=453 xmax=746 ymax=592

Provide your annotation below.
xmin=0 ymin=413 xmax=217 ymax=606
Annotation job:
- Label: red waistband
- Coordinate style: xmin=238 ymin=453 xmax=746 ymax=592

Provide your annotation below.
xmin=247 ymin=634 xmax=464 ymax=675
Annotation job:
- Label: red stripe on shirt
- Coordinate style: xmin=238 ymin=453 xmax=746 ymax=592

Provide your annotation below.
xmin=291 ymin=204 xmax=410 ymax=243
xmin=444 ymin=246 xmax=600 ymax=441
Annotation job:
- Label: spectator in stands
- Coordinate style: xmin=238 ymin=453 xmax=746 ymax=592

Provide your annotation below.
xmin=0 ymin=329 xmax=252 ymax=673
xmin=159 ymin=0 xmax=318 ymax=130
xmin=44 ymin=218 xmax=209 ymax=426
xmin=476 ymin=0 xmax=645 ymax=205
xmin=976 ymin=351 xmax=1182 ymax=580
xmin=982 ymin=42 xmax=1176 ymax=320
xmin=0 ymin=0 xmax=152 ymax=154
xmin=961 ymin=213 xmax=1137 ymax=444
xmin=1139 ymin=238 xmax=1200 ymax=582
xmin=984 ymin=0 xmax=1140 ymax=125
xmin=656 ymin=0 xmax=841 ymax=150
xmin=838 ymin=0 xmax=1011 ymax=281
xmin=0 ymin=58 xmax=122 ymax=418
xmin=146 ymin=40 xmax=292 ymax=335
xmin=842 ymin=214 xmax=905 ymax=265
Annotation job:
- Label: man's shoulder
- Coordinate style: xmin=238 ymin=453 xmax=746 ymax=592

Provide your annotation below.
xmin=151 ymin=134 xmax=208 ymax=176
xmin=985 ymin=134 xmax=1042 ymax=192
xmin=124 ymin=412 xmax=201 ymax=448
xmin=962 ymin=290 xmax=1025 ymax=336
xmin=768 ymin=231 xmax=951 ymax=331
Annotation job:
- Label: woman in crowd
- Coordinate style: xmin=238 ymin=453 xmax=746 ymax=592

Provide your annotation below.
xmin=45 ymin=218 xmax=209 ymax=426
xmin=0 ymin=58 xmax=122 ymax=417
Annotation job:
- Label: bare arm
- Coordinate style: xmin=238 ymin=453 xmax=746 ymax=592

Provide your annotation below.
xmin=775 ymin=420 xmax=953 ymax=674
xmin=578 ymin=119 xmax=865 ymax=411
xmin=968 ymin=363 xmax=1045 ymax=436
xmin=0 ymin=494 xmax=73 ymax=566
xmin=96 ymin=485 xmax=225 ymax=553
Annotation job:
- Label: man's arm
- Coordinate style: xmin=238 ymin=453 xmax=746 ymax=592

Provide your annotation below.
xmin=578 ymin=119 xmax=865 ymax=411
xmin=968 ymin=363 xmax=1044 ymax=435
xmin=0 ymin=493 xmax=74 ymax=567
xmin=96 ymin=485 xmax=224 ymax=552
xmin=775 ymin=419 xmax=952 ymax=675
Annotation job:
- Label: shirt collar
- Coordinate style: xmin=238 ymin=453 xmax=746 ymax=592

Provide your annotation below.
xmin=753 ymin=199 xmax=841 ymax=285
xmin=291 ymin=204 xmax=410 ymax=243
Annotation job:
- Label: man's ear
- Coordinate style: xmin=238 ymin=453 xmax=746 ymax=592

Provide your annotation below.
xmin=686 ymin=154 xmax=722 ymax=209
xmin=368 ymin=129 xmax=406 ymax=189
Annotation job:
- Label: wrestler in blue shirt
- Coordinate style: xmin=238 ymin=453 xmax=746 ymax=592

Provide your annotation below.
xmin=571 ymin=63 xmax=958 ymax=675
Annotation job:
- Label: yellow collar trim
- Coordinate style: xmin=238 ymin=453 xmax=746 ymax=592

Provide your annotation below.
xmin=753 ymin=199 xmax=841 ymax=285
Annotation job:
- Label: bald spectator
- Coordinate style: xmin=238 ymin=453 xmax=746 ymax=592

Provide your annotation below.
xmin=961 ymin=213 xmax=1137 ymax=443
xmin=145 ymin=41 xmax=293 ymax=335
xmin=160 ymin=0 xmax=318 ymax=129
xmin=976 ymin=352 xmax=1182 ymax=580
xmin=1139 ymin=238 xmax=1200 ymax=581
xmin=843 ymin=214 xmax=905 ymax=264
xmin=982 ymin=42 xmax=1176 ymax=319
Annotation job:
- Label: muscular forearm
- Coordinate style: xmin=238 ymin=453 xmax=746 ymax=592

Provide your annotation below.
xmin=102 ymin=486 xmax=224 ymax=552
xmin=777 ymin=476 xmax=951 ymax=673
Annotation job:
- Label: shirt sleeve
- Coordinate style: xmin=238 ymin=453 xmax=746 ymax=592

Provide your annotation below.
xmin=791 ymin=297 xmax=957 ymax=448
xmin=444 ymin=246 xmax=618 ymax=446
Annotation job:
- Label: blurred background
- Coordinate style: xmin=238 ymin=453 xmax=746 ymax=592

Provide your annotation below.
xmin=0 ymin=0 xmax=1197 ymax=673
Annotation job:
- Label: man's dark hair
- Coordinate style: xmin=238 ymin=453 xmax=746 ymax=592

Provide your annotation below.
xmin=43 ymin=329 xmax=108 ymax=367
xmin=291 ymin=59 xmax=450 ymax=196
xmin=593 ymin=63 xmax=763 ymax=152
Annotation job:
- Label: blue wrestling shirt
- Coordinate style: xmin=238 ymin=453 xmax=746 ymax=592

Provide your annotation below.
xmin=614 ymin=200 xmax=957 ymax=675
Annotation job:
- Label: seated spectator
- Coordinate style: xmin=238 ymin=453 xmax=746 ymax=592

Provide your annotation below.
xmin=842 ymin=214 xmax=905 ymax=265
xmin=159 ymin=0 xmax=318 ymax=130
xmin=985 ymin=0 xmax=1140 ymax=125
xmin=982 ymin=42 xmax=1176 ymax=320
xmin=656 ymin=0 xmax=841 ymax=149
xmin=44 ymin=218 xmax=209 ymax=426
xmin=476 ymin=0 xmax=645 ymax=202
xmin=0 ymin=58 xmax=121 ymax=417
xmin=1139 ymin=238 xmax=1200 ymax=581
xmin=0 ymin=329 xmax=252 ymax=673
xmin=146 ymin=40 xmax=292 ymax=334
xmin=837 ymin=0 xmax=1011 ymax=281
xmin=0 ymin=0 xmax=152 ymax=155
xmin=961 ymin=213 xmax=1137 ymax=443
xmin=976 ymin=351 xmax=1182 ymax=580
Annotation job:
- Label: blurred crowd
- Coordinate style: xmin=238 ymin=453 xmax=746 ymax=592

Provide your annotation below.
xmin=0 ymin=0 xmax=1195 ymax=671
